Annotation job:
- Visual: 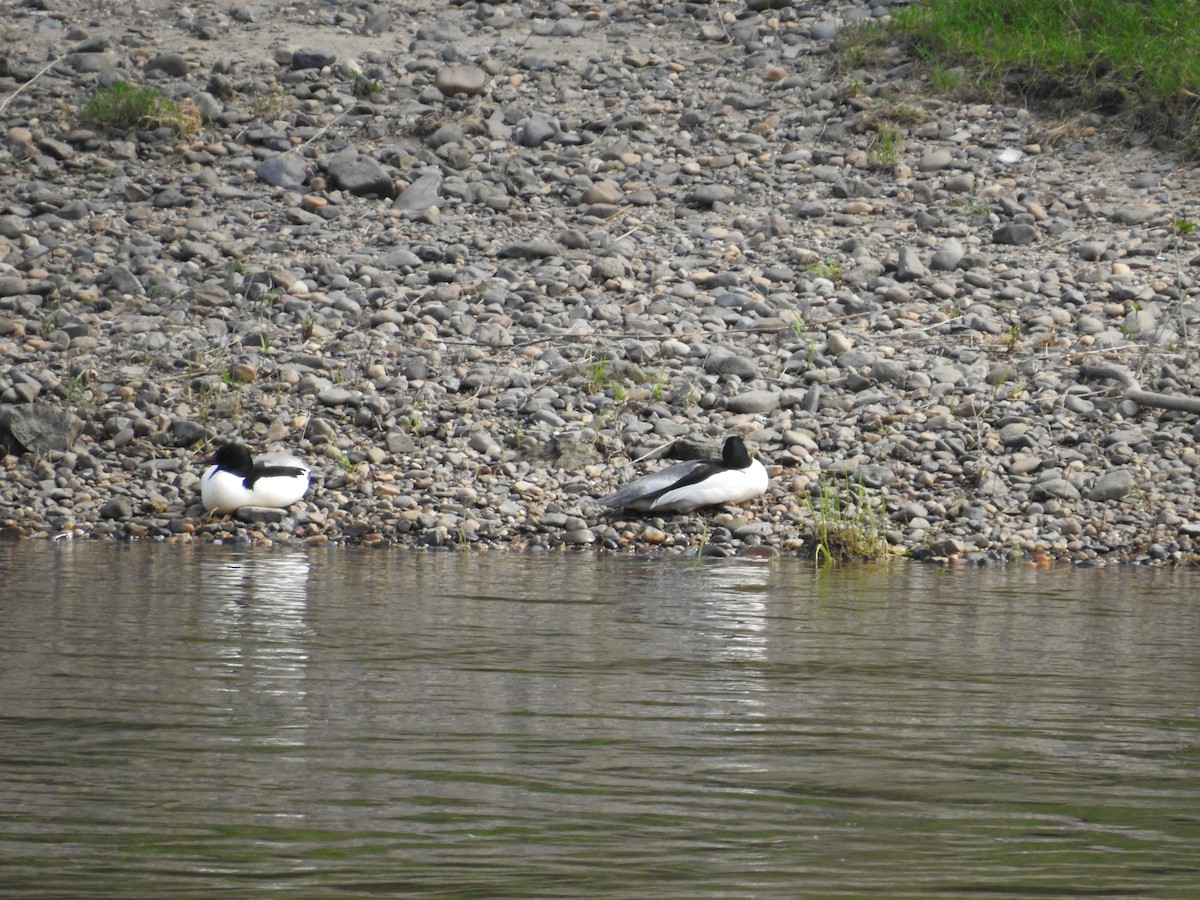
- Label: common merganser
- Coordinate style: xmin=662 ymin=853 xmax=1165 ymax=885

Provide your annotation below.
xmin=200 ymin=443 xmax=311 ymax=514
xmin=599 ymin=436 xmax=768 ymax=513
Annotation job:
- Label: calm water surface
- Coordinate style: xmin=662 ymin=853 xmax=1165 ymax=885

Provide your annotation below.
xmin=1 ymin=543 xmax=1199 ymax=897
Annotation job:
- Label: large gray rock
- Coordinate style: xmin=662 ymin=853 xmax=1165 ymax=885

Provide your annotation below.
xmin=291 ymin=47 xmax=336 ymax=70
xmin=918 ymin=149 xmax=953 ymax=172
xmin=144 ymin=52 xmax=189 ymax=77
xmin=498 ymin=239 xmax=561 ymax=259
xmin=930 ymin=239 xmax=965 ymax=270
xmin=0 ymin=404 xmax=83 ymax=454
xmin=685 ymin=184 xmax=736 ymax=207
xmin=255 ymin=155 xmax=309 ymax=189
xmin=517 ymin=117 xmax=556 ymax=148
xmin=704 ymin=351 xmax=758 ymax=380
xmin=99 ymin=496 xmax=133 ymax=519
xmin=103 ymin=265 xmax=144 ymax=295
xmin=896 ymin=246 xmax=929 ymax=281
xmin=726 ymin=390 xmax=780 ymax=414
xmin=993 ymin=223 xmax=1039 ymax=245
xmin=392 ymin=172 xmax=443 ymax=211
xmin=171 ymin=419 xmax=206 ymax=448
xmin=1089 ymin=468 xmax=1135 ymax=502
xmin=327 ymin=153 xmax=394 ymax=198
xmin=435 ymin=64 xmax=487 ymax=97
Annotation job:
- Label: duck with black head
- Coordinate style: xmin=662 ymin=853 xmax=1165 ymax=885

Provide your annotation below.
xmin=599 ymin=436 xmax=768 ymax=514
xmin=200 ymin=443 xmax=311 ymax=514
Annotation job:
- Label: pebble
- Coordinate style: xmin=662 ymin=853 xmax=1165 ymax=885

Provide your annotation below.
xmin=687 ymin=185 xmax=737 ymax=208
xmin=1089 ymin=469 xmax=1135 ymax=502
xmin=930 ymin=239 xmax=965 ymax=270
xmin=993 ymin=223 xmax=1039 ymax=245
xmin=896 ymin=247 xmax=929 ymax=281
xmin=918 ymin=149 xmax=954 ymax=172
xmin=435 ymin=64 xmax=487 ymax=98
xmin=392 ymin=172 xmax=443 ymax=211
xmin=0 ymin=0 xmax=1197 ymax=566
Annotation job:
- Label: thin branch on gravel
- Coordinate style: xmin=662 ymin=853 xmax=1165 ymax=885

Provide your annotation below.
xmin=296 ymin=105 xmax=355 ymax=151
xmin=1078 ymin=363 xmax=1200 ymax=414
xmin=493 ymin=312 xmax=874 ymax=351
xmin=629 ymin=437 xmax=680 ymax=466
xmin=1169 ymin=221 xmax=1194 ymax=365
xmin=0 ymin=53 xmax=66 ymax=115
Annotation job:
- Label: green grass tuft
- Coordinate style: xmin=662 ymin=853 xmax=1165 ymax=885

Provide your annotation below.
xmin=806 ymin=475 xmax=891 ymax=567
xmin=585 ymin=354 xmax=609 ymax=393
xmin=803 ymin=258 xmax=842 ymax=282
xmin=82 ymin=79 xmax=199 ymax=134
xmin=352 ymin=73 xmax=381 ymax=98
xmin=881 ymin=0 xmax=1200 ymax=152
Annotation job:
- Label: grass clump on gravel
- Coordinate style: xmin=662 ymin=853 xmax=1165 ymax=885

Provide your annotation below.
xmin=880 ymin=0 xmax=1200 ymax=153
xmin=82 ymin=79 xmax=200 ymax=135
xmin=806 ymin=477 xmax=892 ymax=567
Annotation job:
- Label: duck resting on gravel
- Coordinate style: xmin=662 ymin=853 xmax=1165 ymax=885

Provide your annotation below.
xmin=201 ymin=443 xmax=311 ymax=514
xmin=598 ymin=436 xmax=768 ymax=514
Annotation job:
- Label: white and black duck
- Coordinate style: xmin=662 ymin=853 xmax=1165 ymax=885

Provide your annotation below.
xmin=599 ymin=436 xmax=768 ymax=514
xmin=200 ymin=443 xmax=311 ymax=514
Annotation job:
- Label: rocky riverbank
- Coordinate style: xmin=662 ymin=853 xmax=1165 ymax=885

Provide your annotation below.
xmin=2 ymin=0 xmax=1200 ymax=564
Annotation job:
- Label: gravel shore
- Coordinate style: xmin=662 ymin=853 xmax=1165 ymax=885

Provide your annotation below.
xmin=3 ymin=0 xmax=1200 ymax=564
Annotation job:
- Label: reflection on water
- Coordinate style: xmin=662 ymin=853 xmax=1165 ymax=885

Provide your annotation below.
xmin=1 ymin=544 xmax=1200 ymax=897
xmin=202 ymin=553 xmax=312 ymax=748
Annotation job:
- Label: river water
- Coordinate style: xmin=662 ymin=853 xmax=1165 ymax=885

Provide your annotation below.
xmin=1 ymin=542 xmax=1199 ymax=897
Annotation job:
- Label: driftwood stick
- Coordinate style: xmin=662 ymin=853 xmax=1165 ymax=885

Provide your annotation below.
xmin=0 ymin=53 xmax=67 ymax=115
xmin=1079 ymin=363 xmax=1200 ymax=413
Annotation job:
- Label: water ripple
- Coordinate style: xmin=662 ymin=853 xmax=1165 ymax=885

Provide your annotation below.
xmin=1 ymin=545 xmax=1199 ymax=896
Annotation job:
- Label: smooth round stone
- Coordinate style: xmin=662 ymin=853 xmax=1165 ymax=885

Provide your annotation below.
xmin=930 ymin=239 xmax=964 ymax=270
xmin=1089 ymin=468 xmax=1135 ymax=501
xmin=393 ymin=172 xmax=443 ymax=211
xmin=827 ymin=332 xmax=853 ymax=355
xmin=255 ymin=156 xmax=309 ymax=189
xmin=435 ymin=64 xmax=487 ymax=97
xmin=726 ymin=390 xmax=780 ymax=414
xmin=944 ymin=173 xmax=975 ymax=193
xmin=292 ymin=47 xmax=336 ymax=70
xmin=1000 ymin=425 xmax=1035 ymax=449
xmin=581 ymin=180 xmax=622 ymax=204
xmin=590 ymin=257 xmax=625 ymax=281
xmin=790 ymin=201 xmax=827 ymax=218
xmin=99 ymin=497 xmax=133 ymax=519
xmin=686 ymin=184 xmax=736 ymax=207
xmin=894 ymin=501 xmax=929 ymax=523
xmin=918 ymin=149 xmax=953 ymax=172
xmin=870 ymin=359 xmax=908 ymax=386
xmin=317 ymin=387 xmax=358 ymax=407
xmin=810 ymin=20 xmax=840 ymax=40
xmin=704 ymin=352 xmax=758 ymax=379
xmin=517 ymin=117 xmax=556 ymax=147
xmin=145 ymin=52 xmax=189 ymax=77
xmin=1113 ymin=204 xmax=1156 ymax=225
xmin=993 ymin=223 xmax=1039 ymax=245
xmin=856 ymin=465 xmax=895 ymax=488
xmin=641 ymin=526 xmax=670 ymax=543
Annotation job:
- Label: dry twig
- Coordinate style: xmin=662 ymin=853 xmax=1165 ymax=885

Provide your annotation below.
xmin=1079 ymin=363 xmax=1200 ymax=414
xmin=0 ymin=53 xmax=67 ymax=115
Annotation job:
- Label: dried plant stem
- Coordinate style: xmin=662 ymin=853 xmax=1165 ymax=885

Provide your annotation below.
xmin=0 ymin=53 xmax=67 ymax=115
